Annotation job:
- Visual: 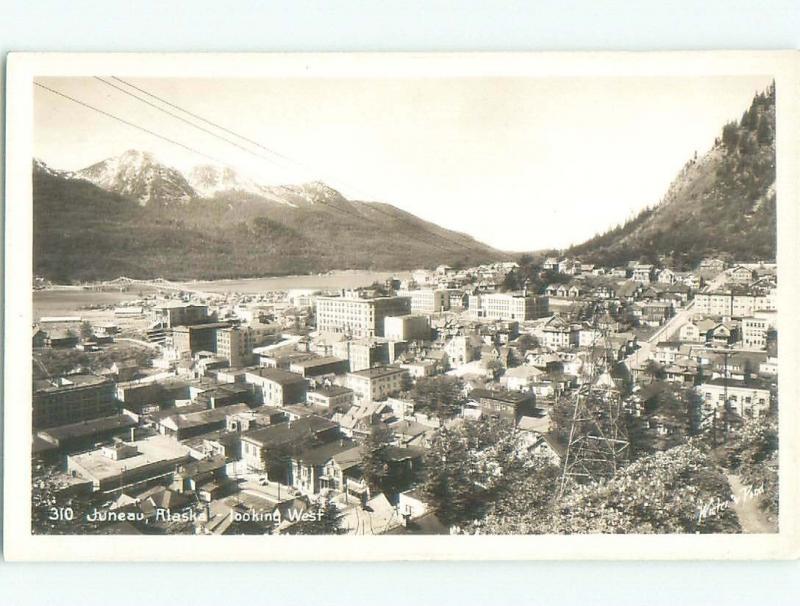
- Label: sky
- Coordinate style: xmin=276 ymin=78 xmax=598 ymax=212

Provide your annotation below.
xmin=33 ymin=75 xmax=773 ymax=251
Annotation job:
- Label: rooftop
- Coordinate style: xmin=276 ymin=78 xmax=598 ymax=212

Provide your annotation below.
xmin=34 ymin=374 xmax=112 ymax=393
xmin=309 ymin=385 xmax=353 ymax=398
xmin=68 ymin=435 xmax=191 ymax=481
xmin=701 ymin=378 xmax=772 ymax=390
xmin=241 ymin=415 xmax=338 ymax=448
xmin=245 ymin=367 xmax=307 ymax=385
xmin=290 ymin=356 xmax=347 ymax=369
xmin=469 ymin=388 xmax=534 ymax=404
xmin=160 ymin=403 xmax=251 ymax=430
xmin=349 ymin=366 xmax=408 ymax=380
xmin=38 ymin=414 xmax=136 ymax=442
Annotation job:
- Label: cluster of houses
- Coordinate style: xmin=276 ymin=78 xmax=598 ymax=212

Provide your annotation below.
xmin=32 ymin=256 xmax=778 ymax=534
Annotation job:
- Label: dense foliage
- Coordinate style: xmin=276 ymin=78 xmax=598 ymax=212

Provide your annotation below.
xmin=567 ymin=84 xmax=776 ymax=267
xmin=481 ymin=443 xmax=740 ymax=534
xmin=405 ymin=376 xmax=467 ymax=419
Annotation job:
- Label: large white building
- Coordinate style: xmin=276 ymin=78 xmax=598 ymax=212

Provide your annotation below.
xmin=696 ymin=378 xmax=772 ymax=423
xmin=693 ymin=290 xmax=771 ymax=318
xmin=315 ymin=292 xmax=411 ymax=338
xmin=395 ymin=289 xmax=449 ymax=314
xmin=741 ymin=317 xmax=770 ymax=350
xmin=215 ymin=326 xmax=255 ymax=367
xmin=383 ymin=314 xmax=431 ymax=341
xmin=345 ymin=366 xmax=409 ymax=402
xmin=468 ymin=292 xmax=549 ymax=322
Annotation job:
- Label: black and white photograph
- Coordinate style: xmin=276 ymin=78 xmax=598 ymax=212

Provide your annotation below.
xmin=4 ymin=52 xmax=799 ymax=560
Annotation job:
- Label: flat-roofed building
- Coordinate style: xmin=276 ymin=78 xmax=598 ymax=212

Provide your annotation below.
xmin=307 ymin=385 xmax=354 ymax=414
xmin=170 ymin=322 xmax=232 ymax=355
xmin=468 ymin=388 xmax=536 ymax=425
xmin=741 ymin=317 xmax=770 ymax=350
xmin=395 ymin=289 xmax=449 ymax=314
xmin=345 ymin=366 xmax=409 ymax=402
xmin=157 ymin=403 xmax=251 ymax=439
xmin=696 ymin=379 xmax=772 ymax=423
xmin=36 ymin=414 xmax=138 ymax=453
xmin=244 ymin=368 xmax=307 ymax=406
xmin=66 ymin=435 xmax=193 ymax=493
xmin=332 ymin=339 xmax=389 ymax=372
xmin=315 ymin=292 xmax=411 ymax=338
xmin=215 ymin=326 xmax=255 ymax=367
xmin=383 ymin=314 xmax=431 ymax=341
xmin=33 ymin=374 xmax=117 ymax=429
xmin=289 ymin=356 xmax=349 ymax=378
xmin=469 ymin=292 xmax=549 ymax=321
xmin=148 ymin=302 xmax=210 ymax=328
xmin=693 ymin=290 xmax=771 ymax=318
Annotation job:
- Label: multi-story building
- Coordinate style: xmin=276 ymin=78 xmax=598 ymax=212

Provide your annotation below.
xmin=215 ymin=326 xmax=255 ymax=367
xmin=395 ymin=289 xmax=449 ymax=314
xmin=332 ymin=339 xmax=389 ymax=372
xmin=243 ymin=368 xmax=307 ymax=406
xmin=66 ymin=435 xmax=193 ymax=493
xmin=741 ymin=317 xmax=770 ymax=350
xmin=289 ymin=356 xmax=350 ymax=378
xmin=240 ymin=415 xmax=340 ymax=473
xmin=632 ymin=264 xmax=655 ymax=283
xmin=693 ymin=290 xmax=770 ymax=318
xmin=540 ymin=316 xmax=580 ymax=349
xmin=468 ymin=292 xmax=549 ymax=321
xmin=33 ymin=374 xmax=117 ymax=429
xmin=443 ymin=334 xmax=480 ymax=368
xmin=696 ymin=378 xmax=772 ymax=423
xmin=148 ymin=302 xmax=210 ymax=328
xmin=383 ymin=314 xmax=431 ymax=341
xmin=170 ymin=322 xmax=232 ymax=355
xmin=315 ymin=292 xmax=411 ymax=338
xmin=468 ymin=388 xmax=536 ymax=425
xmin=307 ymin=385 xmax=354 ymax=414
xmin=345 ymin=366 xmax=409 ymax=402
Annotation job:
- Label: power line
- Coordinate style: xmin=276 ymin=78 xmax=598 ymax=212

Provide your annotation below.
xmin=38 ymin=79 xmax=484 ymax=256
xmin=104 ymin=78 xmax=480 ymax=254
xmin=111 ymin=76 xmax=301 ymax=170
xmin=34 ymin=82 xmax=228 ymax=167
xmin=93 ymin=77 xmax=290 ymax=171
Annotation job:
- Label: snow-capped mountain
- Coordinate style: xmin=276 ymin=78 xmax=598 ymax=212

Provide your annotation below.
xmin=39 ymin=150 xmax=356 ymax=210
xmin=76 ymin=150 xmax=195 ymax=206
xmin=187 ymin=164 xmax=273 ymax=199
xmin=33 ymin=159 xmax=75 ymax=179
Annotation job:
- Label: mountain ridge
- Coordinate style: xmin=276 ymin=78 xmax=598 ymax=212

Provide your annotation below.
xmin=32 ymin=152 xmax=505 ymax=282
xmin=565 ymin=84 xmax=776 ymax=268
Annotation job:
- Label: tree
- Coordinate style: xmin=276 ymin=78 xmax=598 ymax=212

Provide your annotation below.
xmin=501 ymin=270 xmax=521 ymax=292
xmin=515 ymin=333 xmax=539 ymax=353
xmin=724 ymin=417 xmax=778 ymax=519
xmin=721 ymin=121 xmax=740 ymax=152
xmin=481 ymin=443 xmax=740 ymax=534
xmin=79 ymin=321 xmax=94 ymax=340
xmin=421 ymin=428 xmax=480 ymax=526
xmin=360 ymin=425 xmax=395 ymax=496
xmin=408 ymin=376 xmax=466 ymax=419
xmin=643 ymin=360 xmax=666 ymax=382
xmin=757 ymin=116 xmax=773 ymax=145
xmin=32 ymin=465 xmax=106 ymax=535
xmin=478 ymin=463 xmax=562 ymax=534
xmin=421 ymin=420 xmax=526 ymax=528
xmin=283 ymin=498 xmax=342 ymax=535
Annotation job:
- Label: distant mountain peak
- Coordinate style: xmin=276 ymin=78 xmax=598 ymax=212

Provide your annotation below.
xmin=76 ymin=150 xmax=195 ymax=206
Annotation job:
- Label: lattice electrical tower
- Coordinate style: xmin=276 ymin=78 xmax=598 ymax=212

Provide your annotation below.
xmin=558 ymin=304 xmax=630 ymax=495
